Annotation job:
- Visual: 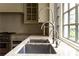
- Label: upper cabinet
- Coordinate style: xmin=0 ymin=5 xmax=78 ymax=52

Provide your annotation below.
xmin=0 ymin=4 xmax=24 ymax=12
xmin=38 ymin=3 xmax=49 ymax=23
xmin=24 ymin=3 xmax=38 ymax=23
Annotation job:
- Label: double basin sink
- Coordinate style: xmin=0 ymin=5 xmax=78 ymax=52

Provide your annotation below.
xmin=18 ymin=39 xmax=56 ymax=54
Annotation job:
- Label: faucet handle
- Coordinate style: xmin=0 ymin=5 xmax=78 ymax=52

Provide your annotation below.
xmin=55 ymin=40 xmax=58 ymax=48
xmin=52 ymin=38 xmax=55 ymax=44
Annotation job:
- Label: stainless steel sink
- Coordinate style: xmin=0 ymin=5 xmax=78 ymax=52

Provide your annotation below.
xmin=28 ymin=39 xmax=50 ymax=43
xmin=18 ymin=44 xmax=56 ymax=54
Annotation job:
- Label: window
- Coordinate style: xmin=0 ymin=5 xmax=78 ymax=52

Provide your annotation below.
xmin=64 ymin=13 xmax=68 ymax=24
xmin=69 ymin=26 xmax=76 ymax=41
xmin=64 ymin=3 xmax=68 ymax=12
xmin=70 ymin=9 xmax=75 ymax=24
xmin=63 ymin=3 xmax=79 ymax=43
xmin=78 ymin=26 xmax=79 ymax=43
xmin=69 ymin=3 xmax=75 ymax=9
xmin=24 ymin=3 xmax=38 ymax=23
xmin=26 ymin=3 xmax=38 ymax=21
xmin=78 ymin=6 xmax=79 ymax=23
xmin=64 ymin=26 xmax=68 ymax=38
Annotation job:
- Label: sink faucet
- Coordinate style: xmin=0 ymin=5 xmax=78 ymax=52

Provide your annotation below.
xmin=40 ymin=7 xmax=59 ymax=48
xmin=41 ymin=21 xmax=54 ymax=29
xmin=41 ymin=21 xmax=55 ymax=36
xmin=39 ymin=7 xmax=54 ymax=36
xmin=41 ymin=21 xmax=59 ymax=48
xmin=55 ymin=40 xmax=58 ymax=48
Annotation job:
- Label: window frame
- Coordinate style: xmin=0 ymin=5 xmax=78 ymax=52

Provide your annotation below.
xmin=63 ymin=3 xmax=79 ymax=43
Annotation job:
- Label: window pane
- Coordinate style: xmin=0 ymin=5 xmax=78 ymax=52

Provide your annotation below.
xmin=64 ymin=13 xmax=68 ymax=24
xmin=64 ymin=26 xmax=68 ymax=38
xmin=78 ymin=6 xmax=79 ymax=23
xmin=70 ymin=9 xmax=75 ymax=24
xmin=69 ymin=3 xmax=75 ymax=9
xmin=64 ymin=3 xmax=68 ymax=12
xmin=78 ymin=26 xmax=79 ymax=43
xmin=69 ymin=26 xmax=76 ymax=41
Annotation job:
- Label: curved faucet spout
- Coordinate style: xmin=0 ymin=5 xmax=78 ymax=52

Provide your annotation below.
xmin=41 ymin=21 xmax=54 ymax=30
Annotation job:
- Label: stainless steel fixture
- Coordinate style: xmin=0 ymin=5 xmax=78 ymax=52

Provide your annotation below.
xmin=28 ymin=39 xmax=49 ymax=43
xmin=18 ymin=38 xmax=56 ymax=54
xmin=18 ymin=43 xmax=56 ymax=54
xmin=41 ymin=20 xmax=59 ymax=48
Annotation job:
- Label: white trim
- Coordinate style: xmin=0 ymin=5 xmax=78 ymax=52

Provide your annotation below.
xmin=59 ymin=37 xmax=79 ymax=51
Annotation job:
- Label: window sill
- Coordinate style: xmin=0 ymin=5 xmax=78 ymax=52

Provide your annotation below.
xmin=59 ymin=37 xmax=79 ymax=51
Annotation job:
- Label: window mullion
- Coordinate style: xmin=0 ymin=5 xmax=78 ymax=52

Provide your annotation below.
xmin=68 ymin=4 xmax=70 ymax=38
xmin=75 ymin=5 xmax=78 ymax=42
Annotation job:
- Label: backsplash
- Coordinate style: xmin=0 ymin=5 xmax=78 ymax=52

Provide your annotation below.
xmin=0 ymin=13 xmax=42 ymax=35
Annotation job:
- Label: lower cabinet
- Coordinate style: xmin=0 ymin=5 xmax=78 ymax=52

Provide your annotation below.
xmin=12 ymin=41 xmax=22 ymax=48
xmin=0 ymin=43 xmax=11 ymax=56
xmin=11 ymin=34 xmax=28 ymax=49
xmin=0 ymin=33 xmax=11 ymax=56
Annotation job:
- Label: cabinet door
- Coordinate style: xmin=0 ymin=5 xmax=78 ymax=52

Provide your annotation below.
xmin=24 ymin=3 xmax=38 ymax=23
xmin=0 ymin=3 xmax=23 ymax=12
xmin=38 ymin=3 xmax=49 ymax=23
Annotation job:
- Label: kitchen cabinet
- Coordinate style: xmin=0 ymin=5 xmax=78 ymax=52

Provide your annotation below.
xmin=0 ymin=3 xmax=23 ymax=12
xmin=38 ymin=3 xmax=49 ymax=23
xmin=11 ymin=34 xmax=28 ymax=49
xmin=0 ymin=32 xmax=11 ymax=56
xmin=24 ymin=3 xmax=38 ymax=23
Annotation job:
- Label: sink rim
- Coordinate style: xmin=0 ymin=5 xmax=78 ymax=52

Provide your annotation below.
xmin=26 ymin=43 xmax=51 ymax=45
xmin=30 ymin=39 xmax=48 ymax=40
xmin=28 ymin=39 xmax=50 ymax=43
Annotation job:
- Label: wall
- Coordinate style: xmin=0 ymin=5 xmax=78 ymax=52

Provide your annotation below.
xmin=38 ymin=3 xmax=49 ymax=23
xmin=0 ymin=3 xmax=23 ymax=12
xmin=49 ymin=3 xmax=54 ymax=38
xmin=49 ymin=3 xmax=61 ymax=38
xmin=0 ymin=13 xmax=42 ymax=35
